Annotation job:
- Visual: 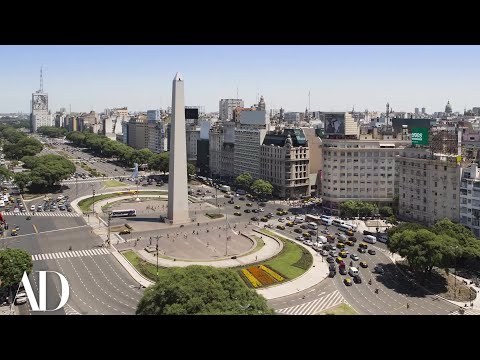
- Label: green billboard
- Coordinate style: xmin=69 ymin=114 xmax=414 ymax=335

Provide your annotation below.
xmin=411 ymin=128 xmax=429 ymax=145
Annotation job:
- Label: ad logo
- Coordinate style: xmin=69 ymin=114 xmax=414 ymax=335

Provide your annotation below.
xmin=21 ymin=271 xmax=70 ymax=311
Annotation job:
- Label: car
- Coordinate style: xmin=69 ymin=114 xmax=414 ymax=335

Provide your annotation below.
xmin=359 ymin=243 xmax=368 ymax=249
xmin=264 ymin=223 xmax=273 ymax=228
xmin=302 ymin=232 xmax=311 ymax=239
xmin=303 ymin=240 xmax=314 ymax=247
xmin=348 ymin=236 xmax=357 ymax=243
xmin=294 ymin=228 xmax=303 ymax=233
xmin=359 ymin=261 xmax=368 ymax=268
xmin=308 ymin=230 xmax=316 ymax=236
xmin=57 ymin=195 xmax=64 ymax=201
xmin=368 ymin=249 xmax=376 ymax=255
xmin=336 ymin=256 xmax=344 ymax=264
xmin=350 ymin=254 xmax=359 ymax=261
xmin=276 ymin=208 xmax=283 ymax=212
xmin=14 ymin=295 xmax=28 ymax=305
xmin=286 ymin=216 xmax=294 ymax=221
xmin=246 ymin=202 xmax=253 ymax=207
xmin=234 ymin=212 xmax=241 ymax=216
xmin=251 ymin=216 xmax=259 ymax=221
xmin=339 ymin=266 xmax=347 ymax=275
xmin=339 ymin=251 xmax=348 ymax=258
xmin=346 ymin=240 xmax=354 ymax=246
xmin=276 ymin=224 xmax=285 ymax=230
xmin=337 ymin=242 xmax=345 ymax=249
xmin=295 ymin=236 xmax=305 ymax=241
xmin=278 ymin=218 xmax=285 ymax=222
xmin=251 ymin=209 xmax=259 ymax=213
xmin=119 ymin=229 xmax=131 ymax=235
xmin=345 ymin=230 xmax=354 ymax=236
xmin=286 ymin=221 xmax=294 ymax=227
xmin=281 ymin=211 xmax=288 ymax=215
xmin=358 ymin=247 xmax=367 ymax=254
xmin=228 ymin=200 xmax=235 ymax=204
xmin=326 ymin=257 xmax=335 ymax=263
xmin=260 ymin=217 xmax=268 ymax=222
xmin=328 ymin=270 xmax=336 ymax=278
xmin=320 ymin=249 xmax=329 ymax=256
xmin=374 ymin=265 xmax=384 ymax=274
xmin=276 ymin=211 xmax=283 ymax=216
xmin=259 ymin=208 xmax=264 ymax=212
xmin=244 ymin=209 xmax=251 ymax=213
xmin=234 ymin=205 xmax=241 ymax=210
xmin=321 ymin=229 xmax=330 ymax=235
xmin=239 ymin=197 xmax=245 ymax=201
xmin=353 ymin=275 xmax=362 ymax=284
xmin=299 ymin=224 xmax=308 ymax=230
xmin=67 ymin=207 xmax=73 ymax=212
xmin=30 ymin=205 xmax=35 ymax=211
xmin=59 ymin=205 xmax=66 ymax=211
xmin=224 ymin=194 xmax=231 ymax=198
xmin=344 ymin=278 xmax=353 ymax=286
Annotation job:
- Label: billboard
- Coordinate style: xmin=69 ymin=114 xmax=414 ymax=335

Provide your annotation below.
xmin=324 ymin=113 xmax=345 ymax=135
xmin=185 ymin=108 xmax=199 ymax=120
xmin=411 ymin=128 xmax=429 ymax=145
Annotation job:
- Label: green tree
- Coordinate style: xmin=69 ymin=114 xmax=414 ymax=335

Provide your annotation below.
xmin=151 ymin=152 xmax=169 ymax=174
xmin=379 ymin=206 xmax=394 ymax=218
xmin=187 ymin=163 xmax=196 ymax=176
xmin=0 ymin=166 xmax=13 ymax=181
xmin=13 ymin=172 xmax=31 ymax=192
xmin=235 ymin=173 xmax=253 ymax=189
xmin=385 ymin=215 xmax=398 ymax=226
xmin=387 ymin=222 xmax=427 ymax=238
xmin=37 ymin=126 xmax=67 ymax=138
xmin=3 ymin=137 xmax=43 ymax=160
xmin=136 ymin=266 xmax=274 ymax=315
xmin=66 ymin=131 xmax=86 ymax=147
xmin=0 ymin=248 xmax=33 ymax=287
xmin=251 ymin=179 xmax=273 ymax=198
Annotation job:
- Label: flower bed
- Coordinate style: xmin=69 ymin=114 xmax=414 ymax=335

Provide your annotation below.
xmin=260 ymin=265 xmax=284 ymax=282
xmin=247 ymin=266 xmax=276 ymax=286
xmin=241 ymin=269 xmax=262 ymax=288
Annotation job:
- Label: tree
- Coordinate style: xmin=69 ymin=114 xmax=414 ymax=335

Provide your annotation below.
xmin=187 ymin=163 xmax=196 ymax=176
xmin=0 ymin=166 xmax=13 ymax=181
xmin=136 ymin=266 xmax=274 ymax=315
xmin=385 ymin=215 xmax=398 ymax=226
xmin=13 ymin=172 xmax=31 ymax=192
xmin=235 ymin=173 xmax=253 ymax=189
xmin=65 ymin=131 xmax=86 ymax=147
xmin=3 ymin=137 xmax=43 ymax=160
xmin=379 ymin=206 xmax=394 ymax=218
xmin=19 ymin=155 xmax=75 ymax=190
xmin=251 ymin=179 xmax=273 ymax=198
xmin=387 ymin=222 xmax=427 ymax=238
xmin=37 ymin=126 xmax=67 ymax=138
xmin=0 ymin=248 xmax=33 ymax=287
xmin=151 ymin=152 xmax=169 ymax=174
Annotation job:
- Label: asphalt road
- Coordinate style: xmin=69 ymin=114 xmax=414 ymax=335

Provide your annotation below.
xmin=5 ymin=215 xmax=143 ymax=315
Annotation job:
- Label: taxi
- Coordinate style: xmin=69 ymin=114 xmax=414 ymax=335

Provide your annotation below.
xmin=345 ymin=240 xmax=354 ymax=246
xmin=359 ymin=261 xmax=368 ymax=268
xmin=359 ymin=243 xmax=368 ymax=249
xmin=11 ymin=229 xmax=17 ymax=236
xmin=336 ymin=256 xmax=344 ymax=264
xmin=286 ymin=221 xmax=294 ymax=227
xmin=246 ymin=202 xmax=253 ymax=207
xmin=339 ymin=251 xmax=348 ymax=258
xmin=344 ymin=278 xmax=353 ymax=286
xmin=119 ymin=229 xmax=131 ymax=235
xmin=276 ymin=224 xmax=286 ymax=230
xmin=337 ymin=242 xmax=345 ymax=249
xmin=345 ymin=230 xmax=354 ymax=236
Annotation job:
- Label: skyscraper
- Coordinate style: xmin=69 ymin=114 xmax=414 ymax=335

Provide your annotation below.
xmin=31 ymin=67 xmax=52 ymax=132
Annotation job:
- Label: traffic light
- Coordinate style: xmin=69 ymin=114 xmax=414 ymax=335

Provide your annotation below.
xmin=93 ymin=190 xmax=96 ymax=196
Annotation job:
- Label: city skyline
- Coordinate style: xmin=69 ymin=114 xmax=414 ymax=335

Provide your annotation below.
xmin=2 ymin=45 xmax=480 ymax=114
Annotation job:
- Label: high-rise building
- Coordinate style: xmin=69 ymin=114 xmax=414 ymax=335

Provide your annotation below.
xmin=147 ymin=109 xmax=161 ymax=123
xmin=460 ymin=163 xmax=480 ymax=237
xmin=186 ymin=125 xmax=200 ymax=163
xmin=398 ymin=147 xmax=461 ymax=225
xmin=415 ymin=108 xmax=419 ymax=115
xmin=260 ymin=128 xmax=310 ymax=199
xmin=422 ymin=107 xmax=426 ymax=114
xmin=31 ymin=67 xmax=52 ymax=132
xmin=322 ymin=137 xmax=408 ymax=215
xmin=219 ymin=99 xmax=244 ymax=121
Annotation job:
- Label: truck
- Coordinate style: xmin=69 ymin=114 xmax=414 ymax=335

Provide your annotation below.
xmin=220 ymin=185 xmax=231 ymax=193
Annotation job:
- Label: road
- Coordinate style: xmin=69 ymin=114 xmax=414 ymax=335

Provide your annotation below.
xmin=4 ymin=214 xmax=143 ymax=315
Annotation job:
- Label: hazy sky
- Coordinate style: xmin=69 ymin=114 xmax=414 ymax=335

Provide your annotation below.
xmin=2 ymin=45 xmax=480 ymax=114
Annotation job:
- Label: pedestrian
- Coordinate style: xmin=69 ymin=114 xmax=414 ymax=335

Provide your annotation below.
xmin=255 ymin=255 xmax=257 ymax=261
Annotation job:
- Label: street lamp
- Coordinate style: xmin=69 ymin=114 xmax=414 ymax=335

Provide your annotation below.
xmin=91 ymin=185 xmax=96 ymax=215
xmin=155 ymin=236 xmax=160 ymax=280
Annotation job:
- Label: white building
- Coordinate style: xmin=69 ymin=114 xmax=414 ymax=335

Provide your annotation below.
xmin=209 ymin=125 xmax=224 ymax=177
xmin=186 ymin=125 xmax=200 ymax=162
xmin=31 ymin=92 xmax=52 ymax=132
xmin=459 ymin=163 xmax=480 ymax=237
xmin=398 ymin=147 xmax=461 ymax=225
xmin=322 ymin=136 xmax=409 ymax=214
xmin=219 ymin=99 xmax=244 ymax=121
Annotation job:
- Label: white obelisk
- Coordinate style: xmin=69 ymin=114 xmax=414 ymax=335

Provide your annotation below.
xmin=167 ymin=73 xmax=189 ymax=224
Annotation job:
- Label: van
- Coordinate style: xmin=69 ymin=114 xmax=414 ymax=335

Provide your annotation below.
xmin=363 ymin=235 xmax=377 ymax=244
xmin=348 ymin=267 xmax=359 ymax=276
xmin=339 ymin=223 xmax=353 ymax=232
xmin=332 ymin=219 xmax=344 ymax=227
xmin=317 ymin=235 xmax=328 ymax=244
xmin=308 ymin=222 xmax=318 ymax=230
xmin=321 ymin=218 xmax=333 ymax=226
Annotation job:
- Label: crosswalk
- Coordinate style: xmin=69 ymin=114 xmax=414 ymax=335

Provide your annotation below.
xmin=276 ymin=290 xmax=345 ymax=315
xmin=32 ymin=248 xmax=110 ymax=261
xmin=2 ymin=211 xmax=81 ymax=217
xmin=449 ymin=308 xmax=480 ymax=315
xmin=64 ymin=304 xmax=81 ymax=315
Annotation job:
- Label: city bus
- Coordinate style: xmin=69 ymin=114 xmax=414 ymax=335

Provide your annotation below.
xmin=306 ymin=214 xmax=322 ymax=224
xmin=110 ymin=209 xmax=137 ymax=218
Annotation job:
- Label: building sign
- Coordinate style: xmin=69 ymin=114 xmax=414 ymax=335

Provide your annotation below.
xmin=324 ymin=113 xmax=345 ymax=135
xmin=411 ymin=128 xmax=429 ymax=145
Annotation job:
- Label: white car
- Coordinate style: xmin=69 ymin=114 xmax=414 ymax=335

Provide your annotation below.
xmin=13 ymin=208 xmax=19 ymax=213
xmin=278 ymin=218 xmax=285 ymax=222
xmin=303 ymin=240 xmax=314 ymax=247
xmin=320 ymin=249 xmax=329 ymax=256
xmin=286 ymin=216 xmax=294 ymax=221
xmin=57 ymin=195 xmax=64 ymax=201
xmin=259 ymin=208 xmax=264 ymax=212
xmin=30 ymin=205 xmax=35 ymax=211
xmin=295 ymin=236 xmax=305 ymax=241
xmin=14 ymin=295 xmax=27 ymax=305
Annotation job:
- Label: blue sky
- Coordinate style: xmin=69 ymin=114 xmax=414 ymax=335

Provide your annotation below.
xmin=1 ymin=45 xmax=480 ymax=114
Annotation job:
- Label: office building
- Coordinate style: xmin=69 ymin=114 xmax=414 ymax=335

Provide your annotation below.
xmin=460 ymin=163 xmax=480 ymax=237
xmin=219 ymin=99 xmax=244 ymax=121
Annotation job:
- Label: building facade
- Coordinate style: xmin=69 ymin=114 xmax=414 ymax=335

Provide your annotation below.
xmin=209 ymin=125 xmax=224 ymax=177
xmin=398 ymin=147 xmax=461 ymax=225
xmin=260 ymin=128 xmax=310 ymax=199
xmin=186 ymin=125 xmax=200 ymax=163
xmin=219 ymin=99 xmax=244 ymax=121
xmin=322 ymin=137 xmax=408 ymax=214
xmin=234 ymin=127 xmax=267 ymax=179
xmin=31 ymin=92 xmax=52 ymax=132
xmin=460 ymin=163 xmax=480 ymax=237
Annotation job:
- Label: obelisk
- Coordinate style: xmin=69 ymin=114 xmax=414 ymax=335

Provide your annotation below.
xmin=167 ymin=73 xmax=189 ymax=224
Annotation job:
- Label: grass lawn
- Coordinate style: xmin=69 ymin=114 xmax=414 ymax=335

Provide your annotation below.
xmin=317 ymin=303 xmax=358 ymax=315
xmin=78 ymin=190 xmax=167 ymax=212
xmin=104 ymin=180 xmax=124 ymax=187
xmin=122 ymin=250 xmax=168 ymax=282
xmin=238 ymin=229 xmax=313 ymax=283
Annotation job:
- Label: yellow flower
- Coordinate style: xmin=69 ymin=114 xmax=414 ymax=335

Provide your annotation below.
xmin=260 ymin=265 xmax=284 ymax=282
xmin=242 ymin=269 xmax=262 ymax=288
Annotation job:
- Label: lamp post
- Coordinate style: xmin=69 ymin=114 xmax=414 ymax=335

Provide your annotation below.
xmin=91 ymin=185 xmax=96 ymax=215
xmin=75 ymin=176 xmax=78 ymax=200
xmin=106 ymin=211 xmax=112 ymax=248
xmin=155 ymin=236 xmax=160 ymax=280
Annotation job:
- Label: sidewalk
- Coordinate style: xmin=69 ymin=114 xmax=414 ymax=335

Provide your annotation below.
xmin=256 ymin=229 xmax=329 ymax=300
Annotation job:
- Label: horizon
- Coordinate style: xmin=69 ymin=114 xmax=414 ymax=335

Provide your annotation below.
xmin=2 ymin=45 xmax=480 ymax=114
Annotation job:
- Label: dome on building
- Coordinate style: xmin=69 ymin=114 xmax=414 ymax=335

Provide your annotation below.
xmin=445 ymin=101 xmax=452 ymax=114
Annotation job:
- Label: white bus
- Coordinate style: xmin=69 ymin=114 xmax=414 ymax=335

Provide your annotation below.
xmin=332 ymin=219 xmax=344 ymax=227
xmin=363 ymin=235 xmax=377 ymax=244
xmin=110 ymin=209 xmax=137 ymax=218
